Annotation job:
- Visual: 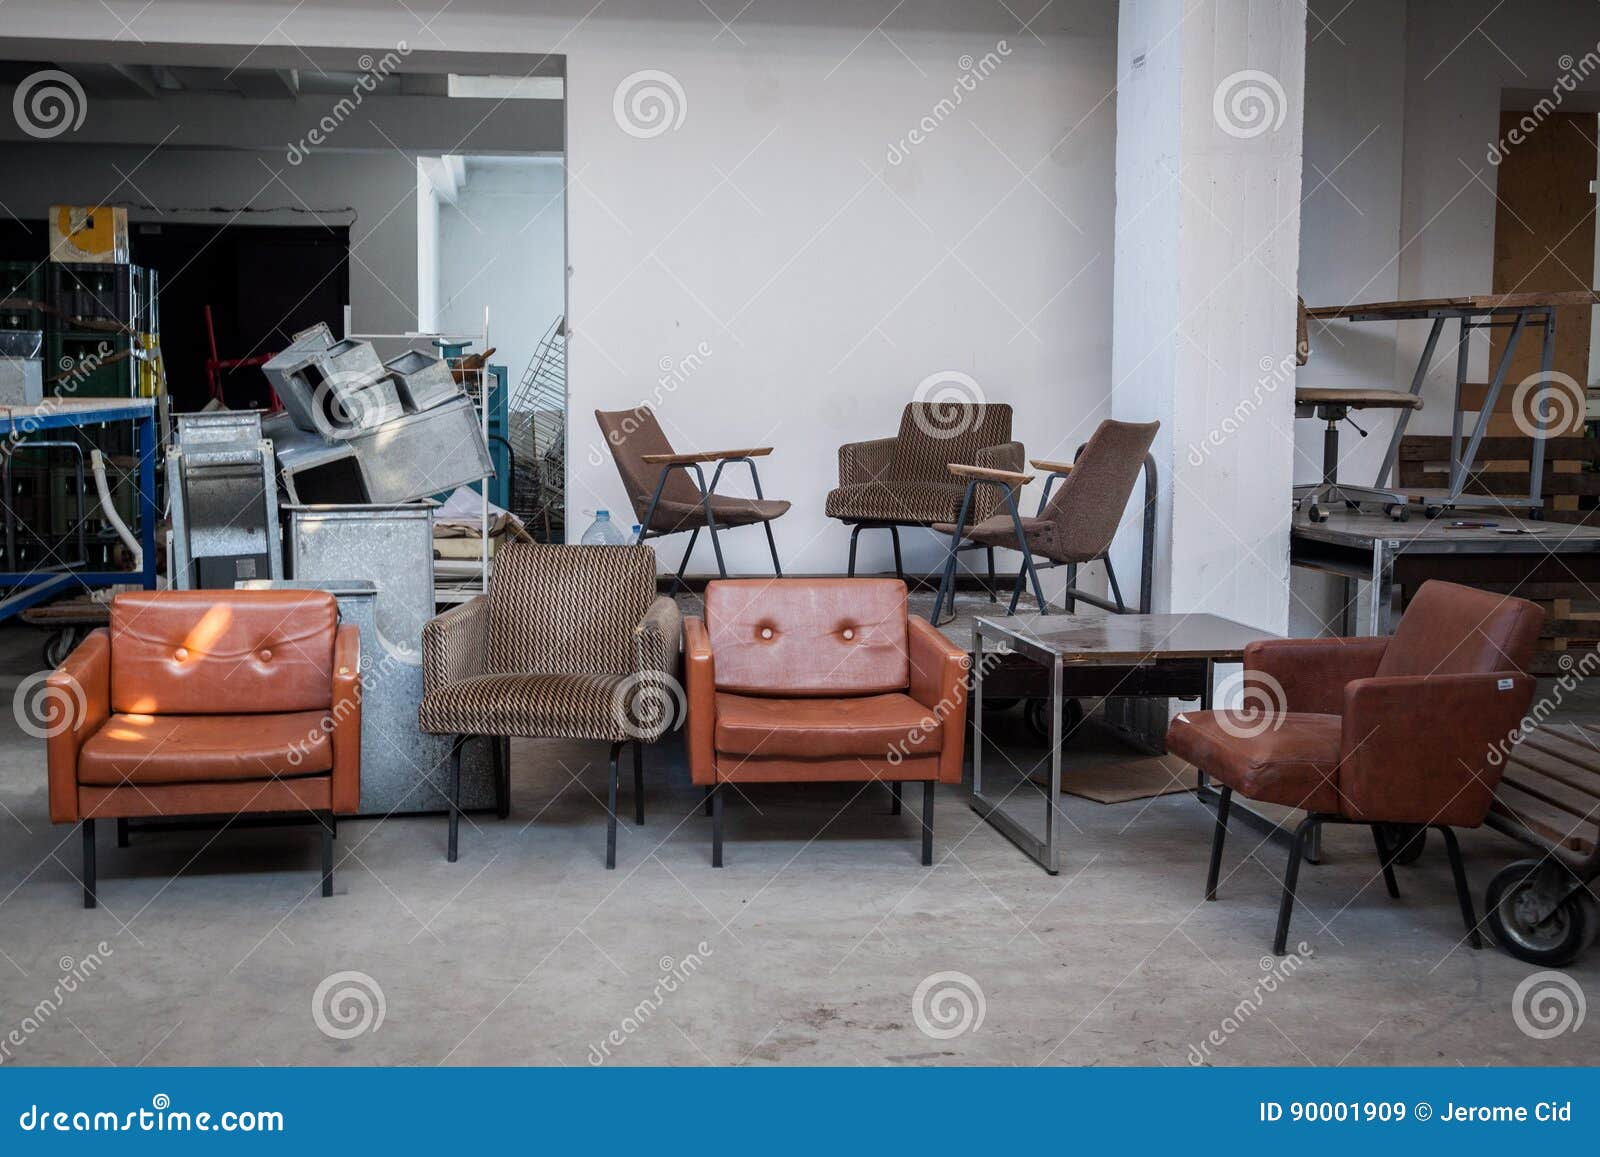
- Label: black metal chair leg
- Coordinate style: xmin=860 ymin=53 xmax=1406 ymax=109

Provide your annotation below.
xmin=633 ymin=740 xmax=645 ymax=826
xmin=1103 ymin=555 xmax=1125 ymax=614
xmin=447 ymin=735 xmax=465 ymax=862
xmin=762 ymin=520 xmax=783 ymax=577
xmin=321 ymin=813 xmax=334 ymax=897
xmin=711 ymin=785 xmax=724 ymax=867
xmin=847 ymin=524 xmax=864 ymax=577
xmin=1371 ymin=825 xmax=1400 ymax=898
xmin=493 ymin=736 xmax=511 ymax=820
xmin=606 ymin=740 xmax=622 ymax=870
xmin=1205 ymin=785 xmax=1232 ymax=900
xmin=889 ymin=524 xmax=903 ymax=581
xmin=1002 ymin=492 xmax=1049 ymax=615
xmin=670 ymin=527 xmax=699 ymax=595
xmin=986 ymin=546 xmax=996 ymax=602
xmin=1437 ymin=826 xmax=1481 ymax=948
xmin=703 ymin=785 xmax=713 ymax=816
xmin=1006 ymin=562 xmax=1028 ymax=615
xmin=1274 ymin=815 xmax=1319 ymax=954
xmin=921 ymin=781 xmax=935 ymax=866
xmin=116 ymin=818 xmax=129 ymax=848
xmin=82 ymin=818 xmax=96 ymax=909
xmin=890 ymin=781 xmax=902 ymax=815
xmin=1064 ymin=563 xmax=1077 ymax=613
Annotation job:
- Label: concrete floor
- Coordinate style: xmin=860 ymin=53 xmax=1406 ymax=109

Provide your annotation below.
xmin=0 ymin=618 xmax=1595 ymax=1067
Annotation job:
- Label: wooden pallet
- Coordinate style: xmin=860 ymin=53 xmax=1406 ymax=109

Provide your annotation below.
xmin=1398 ymin=434 xmax=1598 ymax=525
xmin=1492 ymin=721 xmax=1600 ymax=862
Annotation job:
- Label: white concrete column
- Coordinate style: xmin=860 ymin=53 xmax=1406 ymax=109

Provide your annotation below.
xmin=1110 ymin=0 xmax=1306 ymax=633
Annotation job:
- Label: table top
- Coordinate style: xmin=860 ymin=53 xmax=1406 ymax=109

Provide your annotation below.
xmin=1292 ymin=508 xmax=1600 ymax=553
xmin=0 ymin=397 xmax=154 ymax=434
xmin=1305 ymin=291 xmax=1600 ymax=320
xmin=975 ymin=611 xmax=1276 ymax=663
xmin=1295 ymin=386 xmax=1423 ymax=410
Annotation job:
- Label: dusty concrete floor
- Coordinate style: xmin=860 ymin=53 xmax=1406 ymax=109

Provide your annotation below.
xmin=0 ymin=615 xmax=1594 ymax=1068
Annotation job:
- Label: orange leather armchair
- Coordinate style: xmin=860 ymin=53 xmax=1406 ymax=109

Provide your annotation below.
xmin=46 ymin=589 xmax=361 ymax=907
xmin=684 ymin=578 xmax=969 ymax=866
xmin=1166 ymin=580 xmax=1543 ymax=954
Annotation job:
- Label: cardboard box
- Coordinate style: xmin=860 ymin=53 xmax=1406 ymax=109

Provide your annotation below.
xmin=49 ymin=206 xmax=129 ymax=264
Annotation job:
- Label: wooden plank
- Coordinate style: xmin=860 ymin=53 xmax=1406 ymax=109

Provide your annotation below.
xmin=1398 ymin=435 xmax=1597 ymax=459
xmin=1504 ymin=742 xmax=1600 ymax=803
xmin=1490 ymin=783 xmax=1596 ymax=852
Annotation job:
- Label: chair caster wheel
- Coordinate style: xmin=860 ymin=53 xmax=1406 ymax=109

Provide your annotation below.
xmin=1425 ymin=505 xmax=1443 ymax=519
xmin=1306 ymin=502 xmax=1329 ymax=524
xmin=1385 ymin=504 xmax=1409 ymax=522
xmin=43 ymin=627 xmax=81 ymax=668
xmin=1377 ymin=822 xmax=1426 ymax=865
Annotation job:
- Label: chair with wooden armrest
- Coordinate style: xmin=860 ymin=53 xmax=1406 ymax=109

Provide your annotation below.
xmin=928 ymin=419 xmax=1159 ymax=624
xmin=595 ymin=405 xmax=789 ymax=582
xmin=1293 ymin=386 xmax=1423 ymax=523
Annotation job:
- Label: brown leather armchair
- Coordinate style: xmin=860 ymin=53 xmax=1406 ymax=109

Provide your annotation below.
xmin=45 ymin=589 xmax=361 ymax=908
xmin=1165 ymin=580 xmax=1543 ymax=954
xmin=684 ymin=578 xmax=969 ymax=866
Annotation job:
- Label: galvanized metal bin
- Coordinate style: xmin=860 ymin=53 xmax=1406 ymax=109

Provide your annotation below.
xmin=262 ymin=412 xmax=371 ymax=505
xmin=285 ymin=504 xmax=494 ymax=814
xmin=349 ymin=394 xmax=495 ymax=504
xmin=169 ymin=410 xmax=282 ymax=589
xmin=383 ymin=350 xmax=459 ymax=413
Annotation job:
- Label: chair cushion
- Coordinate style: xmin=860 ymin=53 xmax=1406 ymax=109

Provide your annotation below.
xmin=78 ymin=712 xmax=332 ymax=785
xmin=824 ymin=480 xmax=970 ymax=525
xmin=713 ymin=692 xmax=942 ymax=758
xmin=933 ymin=514 xmax=1062 ymax=557
xmin=652 ymin=495 xmax=791 ymax=533
xmin=419 ymin=671 xmax=671 ymax=742
xmin=1165 ymin=710 xmax=1342 ymax=812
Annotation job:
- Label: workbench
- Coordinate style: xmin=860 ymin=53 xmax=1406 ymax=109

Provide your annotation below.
xmin=0 ymin=398 xmax=158 ymax=622
xmin=1291 ymin=507 xmax=1600 ymax=633
xmin=1304 ymin=291 xmax=1600 ymax=517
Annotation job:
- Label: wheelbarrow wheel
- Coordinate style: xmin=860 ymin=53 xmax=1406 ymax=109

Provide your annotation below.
xmin=1485 ymin=859 xmax=1599 ymax=966
xmin=1377 ymin=823 xmax=1426 ymax=865
xmin=42 ymin=627 xmax=81 ymax=669
xmin=1025 ymin=696 xmax=1084 ymax=744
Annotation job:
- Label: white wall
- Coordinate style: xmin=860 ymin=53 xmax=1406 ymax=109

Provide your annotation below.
xmin=2 ymin=0 xmax=1120 ymax=573
xmin=435 ymin=157 xmax=566 ymax=404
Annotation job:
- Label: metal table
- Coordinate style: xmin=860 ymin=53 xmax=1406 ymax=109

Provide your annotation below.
xmin=0 ymin=398 xmax=158 ymax=622
xmin=1291 ymin=508 xmax=1600 ymax=634
xmin=971 ymin=612 xmax=1277 ymax=874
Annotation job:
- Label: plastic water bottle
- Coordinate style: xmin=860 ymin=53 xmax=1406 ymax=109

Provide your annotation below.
xmin=580 ymin=509 xmax=627 ymax=546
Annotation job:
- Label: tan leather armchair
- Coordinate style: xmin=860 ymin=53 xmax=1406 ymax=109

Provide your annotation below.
xmin=684 ymin=578 xmax=969 ymax=866
xmin=45 ymin=589 xmax=361 ymax=908
xmin=1166 ymin=580 xmax=1543 ymax=954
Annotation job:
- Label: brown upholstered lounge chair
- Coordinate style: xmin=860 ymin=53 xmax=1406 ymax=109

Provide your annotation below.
xmin=929 ymin=418 xmax=1158 ymax=623
xmin=825 ymin=402 xmax=1022 ymax=580
xmin=595 ymin=405 xmax=788 ymax=581
xmin=419 ymin=543 xmax=682 ymax=869
xmin=1165 ymin=580 xmax=1544 ymax=954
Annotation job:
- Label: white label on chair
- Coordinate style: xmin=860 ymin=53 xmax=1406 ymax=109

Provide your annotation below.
xmin=1498 ymin=678 xmax=1514 ymax=690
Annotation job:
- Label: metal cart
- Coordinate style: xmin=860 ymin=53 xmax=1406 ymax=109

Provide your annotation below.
xmin=0 ymin=398 xmax=158 ymax=623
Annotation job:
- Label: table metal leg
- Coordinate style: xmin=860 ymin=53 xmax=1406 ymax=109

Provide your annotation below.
xmin=968 ymin=631 xmax=1062 ymax=874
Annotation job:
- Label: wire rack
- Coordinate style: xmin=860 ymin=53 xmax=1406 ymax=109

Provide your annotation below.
xmin=509 ymin=315 xmax=566 ymax=542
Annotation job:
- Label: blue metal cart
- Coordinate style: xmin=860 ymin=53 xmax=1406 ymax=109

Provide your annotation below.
xmin=0 ymin=398 xmax=158 ymax=622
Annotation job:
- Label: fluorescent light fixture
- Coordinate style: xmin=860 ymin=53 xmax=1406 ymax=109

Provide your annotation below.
xmin=447 ymin=74 xmax=563 ymax=100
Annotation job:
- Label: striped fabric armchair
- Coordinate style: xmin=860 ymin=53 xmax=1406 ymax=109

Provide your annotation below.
xmin=420 ymin=543 xmax=682 ymax=868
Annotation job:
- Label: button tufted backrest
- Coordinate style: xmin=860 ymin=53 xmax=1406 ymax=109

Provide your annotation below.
xmin=704 ymin=578 xmax=909 ymax=697
xmin=109 ymin=590 xmax=338 ymax=715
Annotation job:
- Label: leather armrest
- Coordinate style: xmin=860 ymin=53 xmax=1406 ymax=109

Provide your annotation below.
xmin=684 ymin=618 xmax=716 ymax=785
xmin=46 ymin=628 xmax=111 ymax=824
xmin=422 ymin=594 xmax=488 ymax=692
xmin=838 ymin=436 xmax=898 ymax=487
xmin=907 ymin=617 xmax=971 ymax=784
xmin=330 ymin=623 xmax=362 ymax=815
xmin=1244 ymin=635 xmax=1389 ymax=716
xmin=1338 ymin=670 xmax=1535 ymax=827
xmin=972 ymin=441 xmax=1026 ymax=519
